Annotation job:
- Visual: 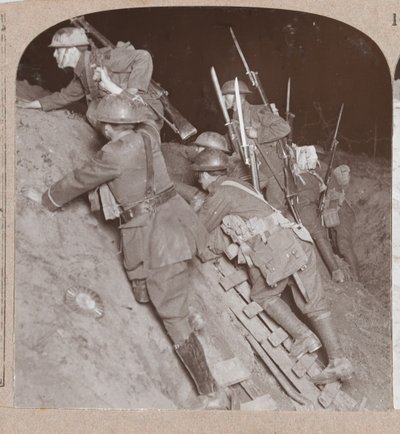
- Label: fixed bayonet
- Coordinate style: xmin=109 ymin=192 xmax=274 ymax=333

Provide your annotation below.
xmin=234 ymin=78 xmax=250 ymax=166
xmin=230 ymin=27 xmax=269 ymax=106
xmin=286 ymin=77 xmax=295 ymax=146
xmin=210 ymin=67 xmax=243 ymax=157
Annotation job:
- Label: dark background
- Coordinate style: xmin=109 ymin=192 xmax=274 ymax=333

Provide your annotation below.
xmin=18 ymin=7 xmax=392 ymax=157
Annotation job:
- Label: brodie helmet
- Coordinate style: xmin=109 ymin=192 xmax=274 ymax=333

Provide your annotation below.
xmin=221 ymin=79 xmax=252 ymax=95
xmin=49 ymin=27 xmax=90 ymax=48
xmin=191 ymin=149 xmax=229 ymax=172
xmin=193 ymin=132 xmax=230 ymax=153
xmin=96 ymin=94 xmax=148 ymax=124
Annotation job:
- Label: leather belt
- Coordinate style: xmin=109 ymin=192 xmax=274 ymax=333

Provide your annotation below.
xmin=120 ymin=186 xmax=176 ymax=224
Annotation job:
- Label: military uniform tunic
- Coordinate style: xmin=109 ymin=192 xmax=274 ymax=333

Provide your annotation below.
xmin=43 ymin=124 xmax=207 ymax=344
xmin=198 ymin=176 xmax=328 ymax=317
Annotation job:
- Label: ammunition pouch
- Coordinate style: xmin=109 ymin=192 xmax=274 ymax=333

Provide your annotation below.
xmin=322 ymin=207 xmax=340 ymax=228
xmin=221 ymin=214 xmax=309 ymax=287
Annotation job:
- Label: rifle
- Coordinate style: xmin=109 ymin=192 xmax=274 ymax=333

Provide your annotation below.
xmin=318 ymin=103 xmax=345 ymax=214
xmin=230 ymin=28 xmax=301 ymax=222
xmin=210 ymin=67 xmax=260 ymax=191
xmin=70 ymin=16 xmax=197 ymax=141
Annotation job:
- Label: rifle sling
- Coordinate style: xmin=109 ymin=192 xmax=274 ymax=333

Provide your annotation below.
xmin=142 ymin=132 xmax=155 ymax=197
xmin=83 ymin=49 xmax=101 ymax=101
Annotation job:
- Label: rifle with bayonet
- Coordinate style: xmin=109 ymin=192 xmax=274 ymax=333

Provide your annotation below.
xmin=230 ymin=27 xmax=301 ymax=223
xmin=70 ymin=15 xmax=197 ymax=141
xmin=318 ymin=103 xmax=344 ymax=214
xmin=234 ymin=78 xmax=261 ymax=192
xmin=210 ymin=67 xmax=260 ymax=191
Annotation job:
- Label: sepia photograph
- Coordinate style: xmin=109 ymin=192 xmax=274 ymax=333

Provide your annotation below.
xmin=14 ymin=6 xmax=391 ymax=412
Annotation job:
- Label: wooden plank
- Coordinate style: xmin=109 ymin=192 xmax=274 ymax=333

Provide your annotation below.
xmin=243 ymin=301 xmax=263 ymax=318
xmin=212 ymin=357 xmax=251 ymax=388
xmin=220 ymin=269 xmax=249 ymax=291
xmin=318 ymin=382 xmax=342 ymax=408
xmin=204 ymin=257 xmax=358 ymax=411
xmin=240 ymin=394 xmax=278 ymax=411
xmin=268 ymin=328 xmax=290 ymax=347
xmin=226 ymin=292 xmax=323 ymax=407
xmin=292 ymin=353 xmax=318 ymax=378
xmin=333 ymin=390 xmax=359 ymax=411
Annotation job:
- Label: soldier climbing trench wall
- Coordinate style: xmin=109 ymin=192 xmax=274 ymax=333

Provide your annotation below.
xmin=15 ymin=7 xmax=391 ymax=410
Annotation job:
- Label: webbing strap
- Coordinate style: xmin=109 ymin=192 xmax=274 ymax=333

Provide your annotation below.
xmin=142 ymin=132 xmax=155 ymax=197
xmin=221 ymin=180 xmax=280 ymax=213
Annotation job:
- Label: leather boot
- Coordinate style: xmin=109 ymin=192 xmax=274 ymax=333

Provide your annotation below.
xmin=175 ymin=333 xmax=216 ymax=396
xmin=314 ymin=237 xmax=344 ymax=283
xmin=264 ymin=298 xmax=321 ymax=359
xmin=310 ymin=312 xmax=355 ymax=384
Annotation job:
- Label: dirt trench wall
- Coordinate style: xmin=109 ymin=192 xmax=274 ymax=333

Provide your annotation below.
xmin=15 ymin=107 xmax=254 ymax=409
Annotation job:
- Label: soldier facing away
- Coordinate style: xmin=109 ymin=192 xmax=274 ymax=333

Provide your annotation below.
xmin=22 ymin=95 xmax=221 ymax=407
xmin=18 ymin=27 xmax=163 ymax=131
xmin=221 ymin=79 xmax=291 ymax=211
xmin=293 ymin=145 xmax=346 ymax=283
xmin=327 ymin=164 xmax=360 ymax=280
xmin=192 ymin=148 xmax=355 ymax=384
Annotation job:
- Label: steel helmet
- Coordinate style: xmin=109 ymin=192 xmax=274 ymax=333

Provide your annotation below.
xmin=96 ymin=95 xmax=148 ymax=124
xmin=193 ymin=132 xmax=230 ymax=153
xmin=221 ymin=79 xmax=252 ymax=95
xmin=49 ymin=27 xmax=90 ymax=48
xmin=191 ymin=149 xmax=229 ymax=172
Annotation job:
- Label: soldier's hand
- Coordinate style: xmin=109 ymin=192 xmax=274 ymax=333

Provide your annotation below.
xmin=95 ymin=67 xmax=121 ymax=95
xmin=16 ymin=99 xmax=42 ymax=109
xmin=190 ymin=191 xmax=207 ymax=212
xmin=245 ymin=127 xmax=258 ymax=139
xmin=21 ymin=186 xmax=43 ymax=203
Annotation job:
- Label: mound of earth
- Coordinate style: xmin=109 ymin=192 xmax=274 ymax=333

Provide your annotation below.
xmin=15 ymin=81 xmax=392 ymax=410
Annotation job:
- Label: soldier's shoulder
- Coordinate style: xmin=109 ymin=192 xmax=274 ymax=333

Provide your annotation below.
xmin=250 ymin=104 xmax=273 ymax=117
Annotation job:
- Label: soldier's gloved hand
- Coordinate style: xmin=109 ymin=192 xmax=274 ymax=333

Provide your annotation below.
xmin=16 ymin=99 xmax=42 ymax=109
xmin=190 ymin=191 xmax=207 ymax=212
xmin=245 ymin=127 xmax=258 ymax=139
xmin=95 ymin=66 xmax=122 ymax=95
xmin=21 ymin=186 xmax=42 ymax=203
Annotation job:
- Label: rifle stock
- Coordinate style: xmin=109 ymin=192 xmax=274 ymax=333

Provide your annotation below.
xmin=71 ymin=16 xmax=197 ymax=141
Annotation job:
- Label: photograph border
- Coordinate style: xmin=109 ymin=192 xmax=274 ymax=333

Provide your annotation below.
xmin=1 ymin=0 xmax=399 ymax=431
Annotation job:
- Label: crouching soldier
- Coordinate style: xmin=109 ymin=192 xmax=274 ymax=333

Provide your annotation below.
xmin=192 ymin=148 xmax=355 ymax=384
xmin=292 ymin=145 xmax=346 ymax=283
xmin=327 ymin=165 xmax=360 ymax=280
xmin=23 ymin=95 xmax=219 ymax=405
xmin=17 ymin=27 xmax=163 ymax=131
